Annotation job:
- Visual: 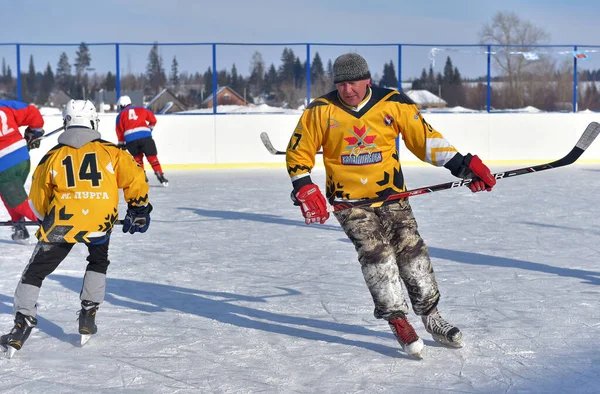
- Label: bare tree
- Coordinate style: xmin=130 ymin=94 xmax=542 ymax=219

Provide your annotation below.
xmin=479 ymin=11 xmax=550 ymax=108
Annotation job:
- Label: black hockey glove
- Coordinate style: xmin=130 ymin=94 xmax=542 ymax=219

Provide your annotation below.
xmin=122 ymin=203 xmax=153 ymax=234
xmin=24 ymin=127 xmax=45 ymax=150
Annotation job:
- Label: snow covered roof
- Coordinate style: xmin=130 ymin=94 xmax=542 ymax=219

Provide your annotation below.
xmin=405 ymin=89 xmax=447 ymax=105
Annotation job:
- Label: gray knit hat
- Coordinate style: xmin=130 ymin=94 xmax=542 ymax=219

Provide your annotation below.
xmin=333 ymin=53 xmax=371 ymax=83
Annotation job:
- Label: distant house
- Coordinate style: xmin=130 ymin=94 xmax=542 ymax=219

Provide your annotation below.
xmin=405 ymin=90 xmax=447 ymax=109
xmin=48 ymin=90 xmax=72 ymax=108
xmin=146 ymin=88 xmax=187 ymax=114
xmin=201 ymin=86 xmax=248 ymax=108
xmin=93 ymin=90 xmax=144 ymax=112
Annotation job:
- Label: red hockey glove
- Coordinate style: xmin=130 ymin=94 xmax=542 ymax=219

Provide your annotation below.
xmin=294 ymin=184 xmax=329 ymax=225
xmin=467 ymin=155 xmax=496 ymax=192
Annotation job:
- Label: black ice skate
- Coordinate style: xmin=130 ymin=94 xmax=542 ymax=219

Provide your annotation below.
xmin=78 ymin=300 xmax=99 ymax=346
xmin=0 ymin=312 xmax=38 ymax=358
xmin=421 ymin=308 xmax=463 ymax=348
xmin=155 ymin=171 xmax=169 ymax=187
xmin=11 ymin=219 xmax=29 ymax=244
xmin=388 ymin=316 xmax=424 ymax=359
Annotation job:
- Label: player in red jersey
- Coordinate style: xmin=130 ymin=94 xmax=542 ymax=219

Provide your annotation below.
xmin=0 ymin=100 xmax=45 ymax=243
xmin=115 ymin=95 xmax=168 ymax=186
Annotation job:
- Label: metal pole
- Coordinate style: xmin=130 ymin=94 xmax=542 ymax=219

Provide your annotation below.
xmin=16 ymin=44 xmax=21 ymax=101
xmin=486 ymin=45 xmax=491 ymax=113
xmin=397 ymin=44 xmax=402 ymax=92
xmin=306 ymin=44 xmax=311 ymax=107
xmin=212 ymin=44 xmax=217 ymax=114
xmin=573 ymin=45 xmax=578 ymax=113
xmin=115 ymin=44 xmax=121 ymax=102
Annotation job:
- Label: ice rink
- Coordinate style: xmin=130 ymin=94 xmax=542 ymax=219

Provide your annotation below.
xmin=1 ymin=165 xmax=599 ymax=393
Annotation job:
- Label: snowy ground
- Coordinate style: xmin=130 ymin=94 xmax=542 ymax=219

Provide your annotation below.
xmin=0 ymin=165 xmax=599 ymax=393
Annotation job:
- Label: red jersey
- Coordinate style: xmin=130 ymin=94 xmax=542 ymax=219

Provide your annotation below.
xmin=0 ymin=100 xmax=44 ymax=172
xmin=115 ymin=106 xmax=157 ymax=144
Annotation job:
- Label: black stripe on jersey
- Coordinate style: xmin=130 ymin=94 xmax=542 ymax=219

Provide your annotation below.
xmin=127 ymin=194 xmax=149 ymax=206
xmin=386 ymin=91 xmax=416 ymax=105
xmin=98 ymin=139 xmax=119 ymax=148
xmin=36 ymin=144 xmax=65 ymax=166
xmin=330 ymin=86 xmax=397 ymax=119
xmin=306 ymin=99 xmax=329 ymax=110
xmin=287 ymin=164 xmax=311 ymax=175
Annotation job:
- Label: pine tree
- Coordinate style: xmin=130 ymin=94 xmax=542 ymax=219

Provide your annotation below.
xmin=5 ymin=65 xmax=13 ymax=90
xmin=264 ymin=64 xmax=278 ymax=93
xmin=202 ymin=67 xmax=213 ymax=99
xmin=26 ymin=55 xmax=36 ymax=102
xmin=39 ymin=63 xmax=55 ymax=105
xmin=170 ymin=56 xmax=180 ymax=89
xmin=146 ymin=43 xmax=167 ymax=94
xmin=1 ymin=58 xmax=6 ymax=84
xmin=293 ymin=57 xmax=304 ymax=88
xmin=56 ymin=52 xmax=72 ymax=92
xmin=326 ymin=59 xmax=334 ymax=88
xmin=279 ymin=48 xmax=296 ymax=84
xmin=427 ymin=66 xmax=436 ymax=91
xmin=380 ymin=61 xmax=398 ymax=88
xmin=75 ymin=43 xmax=91 ymax=77
xmin=311 ymin=52 xmax=325 ymax=83
xmin=443 ymin=57 xmax=454 ymax=84
xmin=217 ymin=69 xmax=228 ymax=88
xmin=248 ymin=51 xmax=265 ymax=96
xmin=74 ymin=42 xmax=91 ymax=98
xmin=103 ymin=71 xmax=116 ymax=91
xmin=230 ymin=63 xmax=240 ymax=92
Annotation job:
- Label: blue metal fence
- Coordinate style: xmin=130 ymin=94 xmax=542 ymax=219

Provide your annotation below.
xmin=2 ymin=42 xmax=599 ymax=113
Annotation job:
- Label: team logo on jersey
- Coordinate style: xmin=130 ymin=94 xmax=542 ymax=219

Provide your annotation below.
xmin=384 ymin=115 xmax=394 ymax=126
xmin=341 ymin=125 xmax=381 ymax=166
xmin=327 ymin=118 xmax=340 ymax=129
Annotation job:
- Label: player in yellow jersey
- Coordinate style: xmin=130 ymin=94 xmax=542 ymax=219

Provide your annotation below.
xmin=1 ymin=99 xmax=153 ymax=358
xmin=286 ymin=53 xmax=496 ymax=359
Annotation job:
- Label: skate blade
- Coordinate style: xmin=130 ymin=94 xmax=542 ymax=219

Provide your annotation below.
xmin=403 ymin=338 xmax=425 ymax=359
xmin=432 ymin=334 xmax=463 ymax=348
xmin=80 ymin=334 xmax=92 ymax=346
xmin=5 ymin=346 xmax=17 ymax=359
xmin=13 ymin=238 xmax=31 ymax=245
xmin=408 ymin=351 xmax=423 ymax=360
xmin=161 ymin=182 xmax=169 ymax=187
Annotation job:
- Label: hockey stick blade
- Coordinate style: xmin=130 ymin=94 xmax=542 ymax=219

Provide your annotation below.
xmin=260 ymin=132 xmax=284 ymax=155
xmin=260 ymin=132 xmax=323 ymax=155
xmin=333 ymin=121 xmax=600 ymax=211
xmin=1 ymin=220 xmax=124 ymax=226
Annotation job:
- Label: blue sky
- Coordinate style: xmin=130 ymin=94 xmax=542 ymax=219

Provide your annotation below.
xmin=3 ymin=0 xmax=600 ymax=80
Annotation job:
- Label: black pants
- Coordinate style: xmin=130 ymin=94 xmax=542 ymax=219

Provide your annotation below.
xmin=126 ymin=137 xmax=158 ymax=157
xmin=21 ymin=240 xmax=110 ymax=287
xmin=14 ymin=240 xmax=111 ymax=317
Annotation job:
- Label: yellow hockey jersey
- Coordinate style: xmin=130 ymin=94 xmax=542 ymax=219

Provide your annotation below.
xmin=29 ymin=130 xmax=149 ymax=243
xmin=286 ymin=86 xmax=459 ymax=204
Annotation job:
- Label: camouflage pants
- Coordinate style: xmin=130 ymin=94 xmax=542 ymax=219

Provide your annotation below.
xmin=333 ymin=200 xmax=440 ymax=320
xmin=0 ymin=160 xmax=31 ymax=208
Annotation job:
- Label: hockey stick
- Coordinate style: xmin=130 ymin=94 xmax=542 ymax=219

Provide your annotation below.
xmin=42 ymin=125 xmax=65 ymax=139
xmin=1 ymin=220 xmax=124 ymax=226
xmin=333 ymin=121 xmax=600 ymax=211
xmin=26 ymin=125 xmax=65 ymax=148
xmin=260 ymin=132 xmax=323 ymax=155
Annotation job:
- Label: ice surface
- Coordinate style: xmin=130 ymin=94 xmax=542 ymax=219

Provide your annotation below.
xmin=1 ymin=165 xmax=599 ymax=393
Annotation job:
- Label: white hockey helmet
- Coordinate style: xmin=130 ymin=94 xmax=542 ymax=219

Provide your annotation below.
xmin=117 ymin=95 xmax=132 ymax=110
xmin=63 ymin=99 xmax=99 ymax=130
